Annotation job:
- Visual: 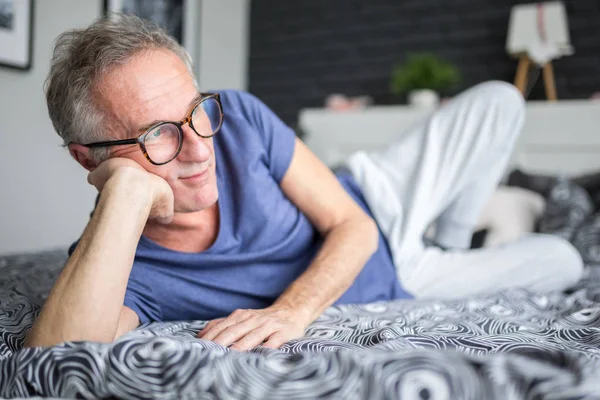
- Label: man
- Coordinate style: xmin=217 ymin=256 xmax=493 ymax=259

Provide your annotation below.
xmin=25 ymin=15 xmax=582 ymax=351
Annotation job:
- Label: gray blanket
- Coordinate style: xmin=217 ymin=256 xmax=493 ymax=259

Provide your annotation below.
xmin=2 ymin=249 xmax=600 ymax=399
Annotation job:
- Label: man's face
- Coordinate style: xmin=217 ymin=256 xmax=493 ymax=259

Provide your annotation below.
xmin=97 ymin=49 xmax=218 ymax=212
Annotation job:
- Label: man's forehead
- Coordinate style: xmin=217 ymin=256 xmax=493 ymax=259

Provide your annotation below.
xmin=97 ymin=49 xmax=198 ymax=137
xmin=136 ymin=93 xmax=203 ymax=133
xmin=100 ymin=50 xmax=189 ymax=96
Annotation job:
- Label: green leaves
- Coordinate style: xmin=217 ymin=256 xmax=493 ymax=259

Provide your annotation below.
xmin=390 ymin=53 xmax=461 ymax=95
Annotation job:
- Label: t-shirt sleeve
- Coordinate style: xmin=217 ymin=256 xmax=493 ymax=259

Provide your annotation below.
xmin=235 ymin=91 xmax=297 ymax=183
xmin=124 ymin=268 xmax=162 ymax=325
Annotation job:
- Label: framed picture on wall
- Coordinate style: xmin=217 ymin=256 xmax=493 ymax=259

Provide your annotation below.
xmin=104 ymin=0 xmax=197 ymax=54
xmin=0 ymin=0 xmax=34 ymax=70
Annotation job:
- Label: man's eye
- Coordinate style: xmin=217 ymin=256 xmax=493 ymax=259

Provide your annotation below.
xmin=153 ymin=129 xmax=161 ymax=137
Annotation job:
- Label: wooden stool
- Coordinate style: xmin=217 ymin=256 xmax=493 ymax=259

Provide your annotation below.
xmin=513 ymin=54 xmax=557 ymax=101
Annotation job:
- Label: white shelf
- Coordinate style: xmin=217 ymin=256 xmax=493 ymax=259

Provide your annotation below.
xmin=300 ymin=100 xmax=600 ymax=176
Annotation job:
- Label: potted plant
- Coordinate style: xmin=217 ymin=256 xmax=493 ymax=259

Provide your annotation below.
xmin=390 ymin=53 xmax=461 ymax=107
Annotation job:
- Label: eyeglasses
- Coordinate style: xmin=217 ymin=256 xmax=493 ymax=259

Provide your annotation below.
xmin=82 ymin=93 xmax=224 ymax=165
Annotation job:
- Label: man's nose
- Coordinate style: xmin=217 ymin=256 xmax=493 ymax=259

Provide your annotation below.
xmin=178 ymin=124 xmax=212 ymax=161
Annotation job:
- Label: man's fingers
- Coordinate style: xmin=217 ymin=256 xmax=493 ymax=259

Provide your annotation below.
xmin=198 ymin=308 xmax=298 ymax=351
xmin=262 ymin=331 xmax=287 ymax=349
xmin=197 ymin=318 xmax=224 ymax=337
xmin=148 ymin=179 xmax=175 ymax=223
xmin=150 ymin=199 xmax=174 ymax=224
xmin=211 ymin=316 xmax=266 ymax=347
xmin=200 ymin=312 xmax=253 ymax=341
xmin=230 ymin=325 xmax=278 ymax=351
xmin=87 ymin=170 xmax=102 ymax=189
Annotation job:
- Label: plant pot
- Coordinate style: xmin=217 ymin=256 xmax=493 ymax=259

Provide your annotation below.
xmin=408 ymin=89 xmax=440 ymax=108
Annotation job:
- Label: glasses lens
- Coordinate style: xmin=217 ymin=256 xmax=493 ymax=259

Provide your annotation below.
xmin=191 ymin=97 xmax=222 ymax=137
xmin=143 ymin=123 xmax=181 ymax=164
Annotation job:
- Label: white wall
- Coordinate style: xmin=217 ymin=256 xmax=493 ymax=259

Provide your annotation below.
xmin=197 ymin=0 xmax=250 ymax=91
xmin=0 ymin=0 xmax=251 ymax=255
xmin=0 ymin=0 xmax=100 ymax=255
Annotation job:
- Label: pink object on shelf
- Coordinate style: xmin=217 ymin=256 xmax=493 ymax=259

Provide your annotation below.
xmin=325 ymin=94 xmax=373 ymax=111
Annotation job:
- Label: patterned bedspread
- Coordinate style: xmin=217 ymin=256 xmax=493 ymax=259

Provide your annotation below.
xmin=2 ymin=249 xmax=600 ymax=399
xmin=3 ymin=178 xmax=600 ymax=399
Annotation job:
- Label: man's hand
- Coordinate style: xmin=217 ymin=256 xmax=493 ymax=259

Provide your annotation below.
xmin=88 ymin=157 xmax=174 ymax=224
xmin=197 ymin=306 xmax=310 ymax=351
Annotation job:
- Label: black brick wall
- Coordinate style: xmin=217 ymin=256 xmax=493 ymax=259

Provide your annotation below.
xmin=249 ymin=0 xmax=600 ymax=126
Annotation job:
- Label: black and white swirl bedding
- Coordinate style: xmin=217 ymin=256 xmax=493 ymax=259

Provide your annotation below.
xmin=2 ymin=249 xmax=600 ymax=399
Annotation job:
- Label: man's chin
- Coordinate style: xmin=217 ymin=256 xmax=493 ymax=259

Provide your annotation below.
xmin=174 ymin=193 xmax=219 ymax=213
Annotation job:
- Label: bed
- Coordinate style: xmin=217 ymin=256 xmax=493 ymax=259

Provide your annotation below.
xmin=2 ymin=178 xmax=600 ymax=399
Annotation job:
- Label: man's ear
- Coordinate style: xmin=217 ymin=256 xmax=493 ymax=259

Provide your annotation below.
xmin=68 ymin=143 xmax=98 ymax=172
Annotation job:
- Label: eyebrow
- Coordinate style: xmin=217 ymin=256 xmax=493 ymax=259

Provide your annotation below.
xmin=136 ymin=93 xmax=203 ymax=134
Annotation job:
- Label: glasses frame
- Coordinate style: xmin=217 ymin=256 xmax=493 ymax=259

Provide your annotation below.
xmin=83 ymin=92 xmax=223 ymax=166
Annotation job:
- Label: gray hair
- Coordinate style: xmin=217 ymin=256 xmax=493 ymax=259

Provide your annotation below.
xmin=45 ymin=13 xmax=198 ymax=163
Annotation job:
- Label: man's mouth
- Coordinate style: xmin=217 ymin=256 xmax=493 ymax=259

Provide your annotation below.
xmin=180 ymin=168 xmax=209 ymax=180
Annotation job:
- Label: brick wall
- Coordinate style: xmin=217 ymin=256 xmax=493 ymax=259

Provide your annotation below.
xmin=249 ymin=0 xmax=600 ymax=126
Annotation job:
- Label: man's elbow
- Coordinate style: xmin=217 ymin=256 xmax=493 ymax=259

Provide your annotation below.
xmin=22 ymin=325 xmax=117 ymax=349
xmin=22 ymin=325 xmax=52 ymax=348
xmin=22 ymin=332 xmax=36 ymax=348
xmin=22 ymin=331 xmax=57 ymax=349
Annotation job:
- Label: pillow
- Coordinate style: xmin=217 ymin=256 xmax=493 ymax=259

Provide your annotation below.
xmin=476 ymin=186 xmax=546 ymax=247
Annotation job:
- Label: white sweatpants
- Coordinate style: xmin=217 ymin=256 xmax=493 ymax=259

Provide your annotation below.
xmin=345 ymin=81 xmax=584 ymax=299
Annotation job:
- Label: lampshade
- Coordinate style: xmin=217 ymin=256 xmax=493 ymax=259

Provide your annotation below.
xmin=506 ymin=1 xmax=574 ymax=65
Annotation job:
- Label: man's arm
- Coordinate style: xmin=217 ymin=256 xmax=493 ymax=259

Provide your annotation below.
xmin=273 ymin=139 xmax=379 ymax=320
xmin=199 ymin=138 xmax=378 ymax=350
xmin=24 ymin=160 xmax=172 ymax=347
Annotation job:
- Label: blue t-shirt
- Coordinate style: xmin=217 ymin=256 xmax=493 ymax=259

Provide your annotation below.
xmin=70 ymin=90 xmax=412 ymax=324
